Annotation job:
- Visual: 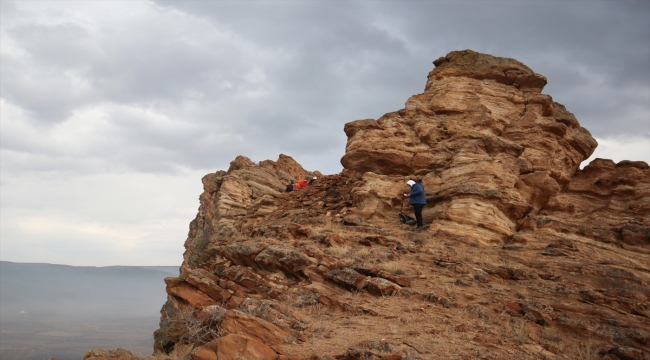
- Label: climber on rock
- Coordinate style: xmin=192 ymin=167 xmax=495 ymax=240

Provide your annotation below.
xmin=295 ymin=179 xmax=309 ymax=190
xmin=405 ymin=179 xmax=426 ymax=231
xmin=308 ymin=176 xmax=317 ymax=185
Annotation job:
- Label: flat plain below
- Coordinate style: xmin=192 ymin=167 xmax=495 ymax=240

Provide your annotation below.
xmin=1 ymin=315 xmax=158 ymax=360
xmin=0 ymin=262 xmax=177 ymax=360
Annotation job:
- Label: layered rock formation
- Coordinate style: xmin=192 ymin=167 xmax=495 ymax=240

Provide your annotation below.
xmin=342 ymin=50 xmax=598 ymax=245
xmin=88 ymin=50 xmax=649 ymax=360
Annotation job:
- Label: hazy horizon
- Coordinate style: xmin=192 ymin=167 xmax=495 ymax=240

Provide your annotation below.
xmin=0 ymin=261 xmax=177 ymax=359
xmin=0 ymin=260 xmax=181 ymax=267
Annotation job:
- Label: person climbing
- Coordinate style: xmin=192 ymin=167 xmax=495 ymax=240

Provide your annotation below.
xmin=295 ymin=179 xmax=308 ymax=189
xmin=308 ymin=176 xmax=317 ymax=185
xmin=285 ymin=181 xmax=295 ymax=192
xmin=404 ymin=179 xmax=426 ymax=231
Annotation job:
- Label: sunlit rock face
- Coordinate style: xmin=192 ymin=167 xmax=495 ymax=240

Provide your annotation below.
xmin=341 ymin=49 xmax=598 ymax=245
xmin=134 ymin=50 xmax=649 ymax=360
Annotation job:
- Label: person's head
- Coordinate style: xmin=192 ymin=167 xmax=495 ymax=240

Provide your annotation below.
xmin=406 ymin=180 xmax=416 ymax=187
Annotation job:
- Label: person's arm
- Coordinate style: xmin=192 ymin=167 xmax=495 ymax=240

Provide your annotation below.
xmin=410 ymin=184 xmax=424 ymax=197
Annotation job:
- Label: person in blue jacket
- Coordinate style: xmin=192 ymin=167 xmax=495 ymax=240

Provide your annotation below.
xmin=405 ymin=179 xmax=426 ymax=231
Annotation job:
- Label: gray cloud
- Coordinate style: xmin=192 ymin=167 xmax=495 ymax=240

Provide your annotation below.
xmin=152 ymin=0 xmax=649 ymax=141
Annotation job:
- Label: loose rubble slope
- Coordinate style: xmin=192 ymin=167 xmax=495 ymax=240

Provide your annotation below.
xmin=87 ymin=50 xmax=649 ymax=360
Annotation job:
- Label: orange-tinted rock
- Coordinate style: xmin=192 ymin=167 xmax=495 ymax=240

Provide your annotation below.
xmin=165 ymin=277 xmax=220 ymax=309
xmin=254 ymin=245 xmax=314 ymax=277
xmin=364 ymin=277 xmax=401 ymax=296
xmin=377 ymin=270 xmax=411 ymax=287
xmin=84 ymin=348 xmax=142 ymax=360
xmin=473 ymin=334 xmax=500 ymax=347
xmin=191 ymin=334 xmax=279 ymax=360
xmin=524 ymin=322 xmax=543 ymax=342
xmin=220 ymin=310 xmax=295 ymax=345
xmin=504 ymin=302 xmax=523 ymax=316
xmin=524 ymin=309 xmax=551 ymax=326
xmin=329 ymin=268 xmax=368 ymax=291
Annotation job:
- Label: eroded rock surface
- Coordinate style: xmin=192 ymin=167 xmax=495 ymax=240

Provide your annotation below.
xmin=342 ymin=50 xmax=598 ymax=245
xmin=98 ymin=50 xmax=648 ymax=360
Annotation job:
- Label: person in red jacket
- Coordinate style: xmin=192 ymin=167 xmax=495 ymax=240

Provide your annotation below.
xmin=295 ymin=179 xmax=308 ymax=189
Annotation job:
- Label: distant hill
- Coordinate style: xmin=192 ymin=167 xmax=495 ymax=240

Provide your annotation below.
xmin=0 ymin=261 xmax=178 ymax=359
xmin=0 ymin=261 xmax=178 ymax=319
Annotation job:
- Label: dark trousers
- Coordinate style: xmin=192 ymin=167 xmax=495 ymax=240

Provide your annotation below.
xmin=412 ymin=204 xmax=424 ymax=227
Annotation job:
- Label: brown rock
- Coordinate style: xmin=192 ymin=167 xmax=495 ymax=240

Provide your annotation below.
xmin=84 ymin=349 xmax=142 ymax=360
xmin=220 ymin=310 xmax=295 ymax=345
xmin=524 ymin=322 xmax=543 ymax=342
xmin=225 ymin=241 xmax=269 ymax=268
xmin=254 ymin=245 xmax=313 ymax=277
xmin=607 ymin=346 xmax=650 ymax=360
xmin=165 ymin=277 xmax=220 ymax=309
xmin=473 ymin=334 xmax=499 ymax=347
xmin=377 ymin=270 xmax=411 ymax=287
xmin=329 ymin=268 xmax=368 ymax=291
xmin=326 ymin=233 xmax=346 ymax=245
xmin=343 ymin=216 xmax=363 ymax=226
xmin=184 ymin=268 xmax=232 ymax=303
xmin=504 ymin=302 xmax=523 ymax=316
xmin=351 ymin=261 xmax=380 ymax=276
xmin=524 ymin=309 xmax=551 ymax=326
xmin=364 ymin=277 xmax=401 ymax=296
xmin=383 ymin=355 xmax=402 ymax=360
xmin=191 ymin=334 xmax=279 ymax=360
xmin=521 ymin=344 xmax=558 ymax=359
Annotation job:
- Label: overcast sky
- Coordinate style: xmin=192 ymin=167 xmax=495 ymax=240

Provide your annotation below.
xmin=1 ymin=0 xmax=648 ymax=266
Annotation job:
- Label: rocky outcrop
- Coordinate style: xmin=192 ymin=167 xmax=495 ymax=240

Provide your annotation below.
xmin=135 ymin=50 xmax=649 ymax=360
xmin=341 ymin=50 xmax=598 ymax=245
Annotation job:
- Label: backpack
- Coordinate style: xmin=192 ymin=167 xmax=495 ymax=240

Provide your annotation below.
xmin=398 ymin=213 xmax=417 ymax=225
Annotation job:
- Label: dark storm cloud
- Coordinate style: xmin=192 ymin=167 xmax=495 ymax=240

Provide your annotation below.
xmin=370 ymin=0 xmax=650 ymax=136
xmin=144 ymin=1 xmax=433 ymax=171
xmin=2 ymin=0 xmax=648 ymax=176
xmin=154 ymin=0 xmax=648 ymax=147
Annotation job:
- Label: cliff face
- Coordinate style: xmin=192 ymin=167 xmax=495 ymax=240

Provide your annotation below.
xmin=95 ymin=50 xmax=648 ymax=360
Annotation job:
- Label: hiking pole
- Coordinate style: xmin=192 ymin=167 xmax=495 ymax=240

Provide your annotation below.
xmin=400 ymin=194 xmax=406 ymax=213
